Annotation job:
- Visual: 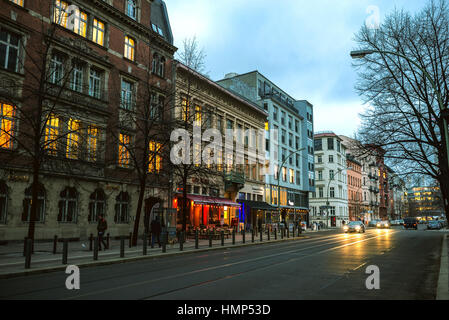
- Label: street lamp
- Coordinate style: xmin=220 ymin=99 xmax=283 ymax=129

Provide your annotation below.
xmin=350 ymin=49 xmax=449 ymax=178
xmin=276 ymin=148 xmax=306 ymax=227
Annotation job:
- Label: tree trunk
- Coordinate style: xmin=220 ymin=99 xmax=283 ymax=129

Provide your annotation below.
xmin=27 ymin=160 xmax=40 ymax=241
xmin=182 ymin=174 xmax=188 ymax=232
xmin=132 ymin=178 xmax=146 ymax=246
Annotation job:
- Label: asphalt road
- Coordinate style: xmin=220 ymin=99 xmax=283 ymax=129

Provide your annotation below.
xmin=0 ymin=226 xmax=444 ymax=300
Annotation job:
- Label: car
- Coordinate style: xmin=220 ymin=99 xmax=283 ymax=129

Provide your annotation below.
xmin=343 ymin=221 xmax=366 ymax=233
xmin=427 ymin=220 xmax=442 ymax=230
xmin=368 ymin=220 xmax=380 ymax=227
xmin=403 ymin=217 xmax=418 ymax=230
xmin=376 ymin=220 xmax=390 ymax=229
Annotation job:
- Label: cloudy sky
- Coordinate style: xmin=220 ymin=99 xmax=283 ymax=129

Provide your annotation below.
xmin=165 ymin=0 xmax=425 ymax=137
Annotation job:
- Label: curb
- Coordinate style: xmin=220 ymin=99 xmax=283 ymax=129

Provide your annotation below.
xmin=437 ymin=234 xmax=449 ymax=300
xmin=0 ymin=235 xmax=308 ymax=279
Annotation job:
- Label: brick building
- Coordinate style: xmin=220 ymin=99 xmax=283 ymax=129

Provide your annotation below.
xmin=0 ymin=0 xmax=176 ymax=240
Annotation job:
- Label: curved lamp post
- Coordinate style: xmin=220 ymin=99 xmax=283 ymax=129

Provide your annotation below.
xmin=350 ymin=49 xmax=449 ymax=179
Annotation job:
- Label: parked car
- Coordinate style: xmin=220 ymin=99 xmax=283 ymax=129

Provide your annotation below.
xmin=343 ymin=221 xmax=366 ymax=233
xmin=368 ymin=220 xmax=380 ymax=227
xmin=427 ymin=220 xmax=442 ymax=230
xmin=403 ymin=217 xmax=418 ymax=230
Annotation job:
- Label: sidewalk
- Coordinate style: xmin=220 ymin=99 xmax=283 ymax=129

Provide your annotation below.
xmin=437 ymin=234 xmax=449 ymax=300
xmin=0 ymin=229 xmax=325 ymax=279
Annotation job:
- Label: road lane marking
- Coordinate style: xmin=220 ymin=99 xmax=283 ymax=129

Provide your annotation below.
xmin=65 ymin=230 xmax=397 ymax=299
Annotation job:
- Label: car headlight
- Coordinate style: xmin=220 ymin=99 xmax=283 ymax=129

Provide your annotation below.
xmin=377 ymin=224 xmax=381 ymax=227
xmin=385 ymin=224 xmax=389 ymax=227
xmin=355 ymin=226 xmax=360 ymax=230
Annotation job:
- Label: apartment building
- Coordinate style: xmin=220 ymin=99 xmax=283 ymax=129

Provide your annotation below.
xmin=0 ymin=0 xmax=176 ymax=240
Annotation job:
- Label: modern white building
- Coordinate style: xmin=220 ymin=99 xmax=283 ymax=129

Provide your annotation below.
xmin=309 ymin=132 xmax=348 ymax=227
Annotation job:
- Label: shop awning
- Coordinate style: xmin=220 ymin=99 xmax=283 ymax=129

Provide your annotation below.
xmin=238 ymin=200 xmax=277 ymax=211
xmin=176 ymin=194 xmax=241 ymax=207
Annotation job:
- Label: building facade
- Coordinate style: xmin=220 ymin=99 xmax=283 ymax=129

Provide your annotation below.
xmin=310 ymin=132 xmax=348 ymax=227
xmin=172 ymin=62 xmax=268 ymax=231
xmin=216 ymin=71 xmax=314 ymax=228
xmin=0 ymin=0 xmax=176 ymax=240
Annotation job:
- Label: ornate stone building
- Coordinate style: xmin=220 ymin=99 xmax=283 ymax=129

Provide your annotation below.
xmin=0 ymin=0 xmax=176 ymax=240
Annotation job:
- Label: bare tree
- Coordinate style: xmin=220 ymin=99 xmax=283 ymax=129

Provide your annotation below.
xmin=0 ymin=2 xmax=87 ymax=241
xmin=176 ymin=36 xmax=209 ymax=76
xmin=352 ymin=0 xmax=449 ymax=218
xmin=106 ymin=45 xmax=175 ymax=246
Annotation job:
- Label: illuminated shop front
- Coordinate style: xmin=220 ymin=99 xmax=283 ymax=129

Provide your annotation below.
xmin=173 ymin=194 xmax=241 ymax=228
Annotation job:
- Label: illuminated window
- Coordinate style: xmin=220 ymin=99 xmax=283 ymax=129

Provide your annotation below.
xmin=148 ymin=141 xmax=162 ymax=173
xmin=66 ymin=118 xmax=80 ymax=159
xmin=45 ymin=114 xmax=59 ymax=155
xmin=70 ymin=61 xmax=83 ymax=92
xmin=282 ymin=167 xmax=287 ymax=182
xmin=73 ymin=9 xmax=87 ymax=37
xmin=92 ymin=19 xmax=105 ymax=46
xmin=58 ymin=187 xmax=78 ymax=223
xmin=10 ymin=0 xmax=24 ymax=6
xmin=0 ymin=29 xmax=20 ymax=72
xmin=0 ymin=103 xmax=15 ymax=149
xmin=195 ymin=105 xmax=201 ymax=124
xmin=22 ymin=184 xmax=46 ymax=223
xmin=181 ymin=98 xmax=189 ymax=121
xmin=87 ymin=125 xmax=98 ymax=162
xmin=53 ymin=0 xmax=68 ymax=27
xmin=118 ymin=133 xmax=131 ymax=167
xmin=124 ymin=36 xmax=135 ymax=61
xmin=289 ymin=169 xmax=294 ymax=184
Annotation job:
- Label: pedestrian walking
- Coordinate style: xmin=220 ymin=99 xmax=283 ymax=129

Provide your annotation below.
xmin=97 ymin=215 xmax=108 ymax=250
xmin=151 ymin=216 xmax=162 ymax=247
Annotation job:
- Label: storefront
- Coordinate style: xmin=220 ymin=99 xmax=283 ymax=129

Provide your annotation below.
xmin=237 ymin=199 xmax=277 ymax=231
xmin=173 ymin=194 xmax=241 ymax=229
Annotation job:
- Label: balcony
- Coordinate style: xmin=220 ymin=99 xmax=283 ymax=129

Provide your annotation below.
xmin=224 ymin=171 xmax=245 ymax=192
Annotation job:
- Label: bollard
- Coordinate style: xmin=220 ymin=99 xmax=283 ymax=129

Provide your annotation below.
xmin=24 ymin=238 xmax=32 ymax=269
xmin=195 ymin=230 xmax=199 ymax=249
xmin=143 ymin=233 xmax=147 ymax=255
xmin=107 ymin=233 xmax=110 ymax=249
xmin=252 ymin=229 xmax=255 ymax=243
xmin=179 ymin=232 xmax=184 ymax=251
xmin=89 ymin=233 xmax=93 ymax=251
xmin=53 ymin=235 xmax=58 ymax=254
xmin=120 ymin=237 xmax=125 ymax=257
xmin=287 ymin=227 xmax=290 ymax=238
xmin=23 ymin=237 xmax=28 ymax=257
xmin=209 ymin=231 xmax=212 ymax=247
xmin=260 ymin=228 xmax=263 ymax=242
xmin=268 ymin=229 xmax=270 ymax=241
xmin=129 ymin=232 xmax=132 ymax=248
xmin=93 ymin=237 xmax=99 ymax=261
xmin=162 ymin=231 xmax=167 ymax=253
xmin=62 ymin=239 xmax=68 ymax=265
xmin=275 ymin=228 xmax=278 ymax=240
xmin=221 ymin=231 xmax=224 ymax=246
xmin=232 ymin=229 xmax=235 ymax=245
xmin=242 ymin=229 xmax=245 ymax=244
xmin=281 ymin=227 xmax=284 ymax=239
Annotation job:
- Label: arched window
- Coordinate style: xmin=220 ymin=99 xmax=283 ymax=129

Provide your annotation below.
xmin=58 ymin=187 xmax=78 ymax=223
xmin=152 ymin=53 xmax=158 ymax=74
xmin=115 ymin=192 xmax=129 ymax=224
xmin=22 ymin=184 xmax=46 ymax=222
xmin=158 ymin=56 xmax=165 ymax=78
xmin=0 ymin=181 xmax=7 ymax=223
xmin=89 ymin=189 xmax=105 ymax=223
